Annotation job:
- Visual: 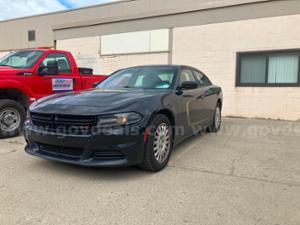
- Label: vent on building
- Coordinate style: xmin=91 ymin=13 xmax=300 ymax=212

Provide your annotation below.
xmin=28 ymin=30 xmax=36 ymax=42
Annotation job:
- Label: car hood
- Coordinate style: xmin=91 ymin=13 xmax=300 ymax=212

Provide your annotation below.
xmin=31 ymin=88 xmax=171 ymax=115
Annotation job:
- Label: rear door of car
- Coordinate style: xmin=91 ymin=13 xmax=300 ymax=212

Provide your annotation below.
xmin=192 ymin=69 xmax=216 ymax=124
xmin=175 ymin=67 xmax=207 ymax=137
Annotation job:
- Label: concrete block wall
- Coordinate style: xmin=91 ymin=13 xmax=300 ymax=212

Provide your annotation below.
xmin=99 ymin=53 xmax=169 ymax=75
xmin=172 ymin=15 xmax=300 ymax=121
xmin=56 ymin=14 xmax=300 ymax=120
xmin=57 ymin=37 xmax=169 ymax=75
xmin=56 ymin=37 xmax=102 ymax=74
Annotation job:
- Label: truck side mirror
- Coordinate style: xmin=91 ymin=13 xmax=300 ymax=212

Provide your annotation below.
xmin=38 ymin=60 xmax=59 ymax=76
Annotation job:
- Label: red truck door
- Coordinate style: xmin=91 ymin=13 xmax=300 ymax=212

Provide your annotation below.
xmin=33 ymin=53 xmax=82 ymax=98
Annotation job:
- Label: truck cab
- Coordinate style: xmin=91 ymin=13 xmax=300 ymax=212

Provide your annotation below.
xmin=0 ymin=49 xmax=107 ymax=138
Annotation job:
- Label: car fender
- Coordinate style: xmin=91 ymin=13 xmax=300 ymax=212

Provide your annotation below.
xmin=149 ymin=105 xmax=176 ymax=126
xmin=0 ymin=80 xmax=34 ymax=100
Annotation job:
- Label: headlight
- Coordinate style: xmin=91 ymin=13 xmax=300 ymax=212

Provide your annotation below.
xmin=97 ymin=112 xmax=142 ymax=127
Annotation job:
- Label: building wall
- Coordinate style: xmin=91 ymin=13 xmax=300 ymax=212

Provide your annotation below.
xmin=56 ymin=37 xmax=169 ymax=75
xmin=0 ymin=0 xmax=270 ymax=51
xmin=58 ymin=14 xmax=300 ymax=120
xmin=172 ymin=15 xmax=300 ymax=120
xmin=56 ymin=37 xmax=102 ymax=74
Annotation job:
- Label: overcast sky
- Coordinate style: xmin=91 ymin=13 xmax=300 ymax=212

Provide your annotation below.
xmin=0 ymin=0 xmax=118 ymax=21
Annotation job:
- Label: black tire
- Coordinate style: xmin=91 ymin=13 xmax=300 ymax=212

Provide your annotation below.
xmin=139 ymin=114 xmax=173 ymax=172
xmin=208 ymin=103 xmax=222 ymax=133
xmin=0 ymin=100 xmax=26 ymax=139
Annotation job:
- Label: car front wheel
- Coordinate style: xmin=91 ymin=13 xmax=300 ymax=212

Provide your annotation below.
xmin=139 ymin=114 xmax=173 ymax=172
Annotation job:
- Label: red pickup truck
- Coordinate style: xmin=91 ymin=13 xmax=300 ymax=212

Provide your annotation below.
xmin=0 ymin=49 xmax=107 ymax=138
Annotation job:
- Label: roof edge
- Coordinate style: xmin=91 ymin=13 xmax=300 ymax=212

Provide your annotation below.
xmin=0 ymin=0 xmax=130 ymax=23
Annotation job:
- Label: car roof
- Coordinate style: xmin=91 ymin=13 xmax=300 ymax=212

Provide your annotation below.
xmin=119 ymin=65 xmax=190 ymax=70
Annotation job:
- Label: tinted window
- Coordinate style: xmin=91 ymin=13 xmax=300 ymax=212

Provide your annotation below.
xmin=180 ymin=69 xmax=196 ymax=85
xmin=97 ymin=67 xmax=177 ymax=90
xmin=28 ymin=30 xmax=36 ymax=42
xmin=40 ymin=53 xmax=71 ymax=74
xmin=193 ymin=70 xmax=212 ymax=86
xmin=238 ymin=51 xmax=300 ymax=85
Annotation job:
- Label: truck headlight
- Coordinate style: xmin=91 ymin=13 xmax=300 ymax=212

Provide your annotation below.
xmin=97 ymin=112 xmax=142 ymax=127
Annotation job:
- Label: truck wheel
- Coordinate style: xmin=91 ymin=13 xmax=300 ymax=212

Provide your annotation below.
xmin=139 ymin=114 xmax=173 ymax=172
xmin=0 ymin=100 xmax=25 ymax=139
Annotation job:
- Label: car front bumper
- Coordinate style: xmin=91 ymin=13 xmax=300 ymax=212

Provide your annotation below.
xmin=24 ymin=122 xmax=146 ymax=167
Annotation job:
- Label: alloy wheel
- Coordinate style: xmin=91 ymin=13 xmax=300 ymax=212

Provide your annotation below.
xmin=215 ymin=106 xmax=221 ymax=130
xmin=153 ymin=123 xmax=171 ymax=163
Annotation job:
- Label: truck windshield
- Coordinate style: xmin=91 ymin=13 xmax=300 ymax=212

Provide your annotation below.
xmin=97 ymin=67 xmax=177 ymax=90
xmin=0 ymin=50 xmax=44 ymax=68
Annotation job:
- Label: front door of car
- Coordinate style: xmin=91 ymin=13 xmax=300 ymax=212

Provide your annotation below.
xmin=175 ymin=68 xmax=207 ymax=138
xmin=34 ymin=53 xmax=81 ymax=99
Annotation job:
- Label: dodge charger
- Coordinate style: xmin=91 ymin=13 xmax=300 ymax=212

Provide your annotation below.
xmin=25 ymin=65 xmax=223 ymax=172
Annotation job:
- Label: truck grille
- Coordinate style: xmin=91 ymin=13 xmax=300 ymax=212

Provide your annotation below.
xmin=31 ymin=112 xmax=97 ymax=135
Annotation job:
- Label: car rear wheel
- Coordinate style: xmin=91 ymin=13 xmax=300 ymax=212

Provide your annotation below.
xmin=0 ymin=100 xmax=25 ymax=139
xmin=139 ymin=114 xmax=173 ymax=172
xmin=208 ymin=103 xmax=222 ymax=133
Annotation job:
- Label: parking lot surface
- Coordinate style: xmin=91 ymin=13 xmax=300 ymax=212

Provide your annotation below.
xmin=0 ymin=118 xmax=299 ymax=225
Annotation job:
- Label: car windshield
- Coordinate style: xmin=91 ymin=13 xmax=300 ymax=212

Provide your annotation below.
xmin=0 ymin=50 xmax=44 ymax=68
xmin=97 ymin=66 xmax=177 ymax=90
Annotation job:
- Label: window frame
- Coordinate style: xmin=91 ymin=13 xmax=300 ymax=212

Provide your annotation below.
xmin=38 ymin=53 xmax=72 ymax=75
xmin=179 ymin=68 xmax=197 ymax=86
xmin=236 ymin=49 xmax=300 ymax=87
xmin=28 ymin=30 xmax=36 ymax=42
xmin=192 ymin=69 xmax=212 ymax=87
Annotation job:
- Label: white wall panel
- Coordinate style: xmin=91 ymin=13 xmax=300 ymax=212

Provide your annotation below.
xmin=100 ymin=29 xmax=169 ymax=55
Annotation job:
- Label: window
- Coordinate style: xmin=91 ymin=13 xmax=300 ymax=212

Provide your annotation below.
xmin=0 ymin=50 xmax=43 ymax=68
xmin=237 ymin=50 xmax=300 ymax=86
xmin=101 ymin=29 xmax=169 ymax=55
xmin=40 ymin=53 xmax=71 ymax=74
xmin=180 ymin=69 xmax=196 ymax=85
xmin=28 ymin=30 xmax=36 ymax=42
xmin=97 ymin=66 xmax=177 ymax=90
xmin=193 ymin=70 xmax=212 ymax=87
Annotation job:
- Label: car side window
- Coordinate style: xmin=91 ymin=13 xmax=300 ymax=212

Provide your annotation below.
xmin=193 ymin=70 xmax=212 ymax=87
xmin=180 ymin=69 xmax=196 ymax=85
xmin=40 ymin=53 xmax=72 ymax=74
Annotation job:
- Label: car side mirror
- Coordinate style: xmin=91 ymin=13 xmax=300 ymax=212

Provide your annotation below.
xmin=38 ymin=60 xmax=59 ymax=76
xmin=180 ymin=81 xmax=198 ymax=90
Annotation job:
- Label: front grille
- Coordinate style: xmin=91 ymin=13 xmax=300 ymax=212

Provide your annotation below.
xmin=37 ymin=143 xmax=125 ymax=161
xmin=37 ymin=143 xmax=84 ymax=159
xmin=94 ymin=149 xmax=125 ymax=160
xmin=31 ymin=112 xmax=97 ymax=135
